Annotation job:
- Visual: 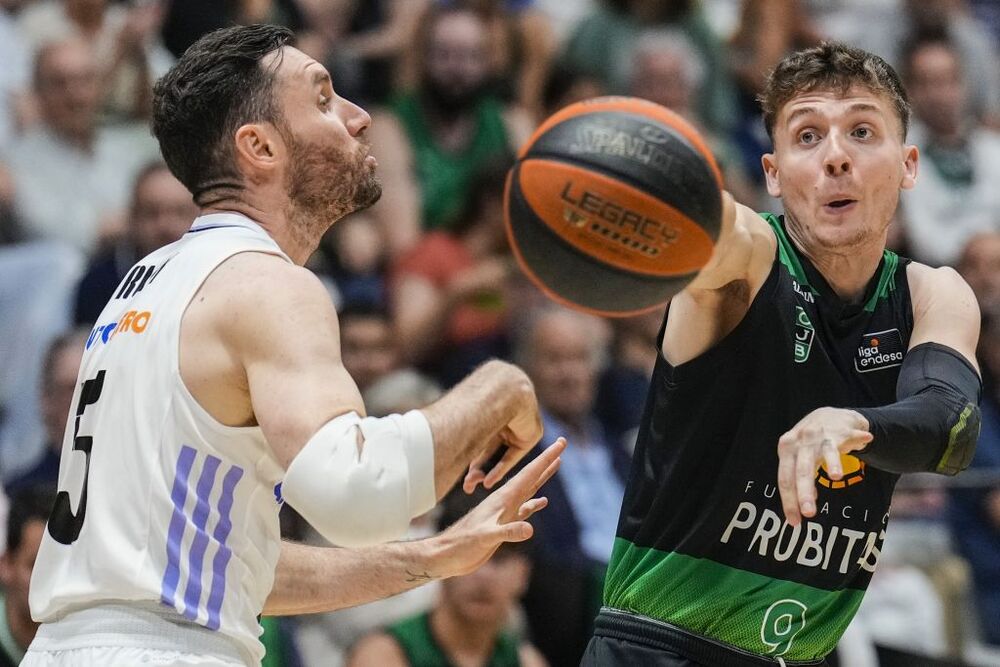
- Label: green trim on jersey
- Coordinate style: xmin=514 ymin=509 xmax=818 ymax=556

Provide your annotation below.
xmin=604 ymin=538 xmax=865 ymax=661
xmin=863 ymin=250 xmax=899 ymax=313
xmin=762 ymin=212 xmax=815 ymax=293
xmin=760 ymin=212 xmax=900 ymax=311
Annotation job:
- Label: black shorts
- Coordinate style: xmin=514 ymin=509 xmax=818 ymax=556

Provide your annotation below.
xmin=581 ymin=608 xmax=829 ymax=667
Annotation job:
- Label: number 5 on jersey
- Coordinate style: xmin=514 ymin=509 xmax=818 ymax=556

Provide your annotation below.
xmin=48 ymin=370 xmax=106 ymax=545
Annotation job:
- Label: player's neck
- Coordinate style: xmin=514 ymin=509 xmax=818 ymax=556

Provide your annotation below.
xmin=785 ymin=220 xmax=886 ymax=304
xmin=430 ymin=606 xmax=502 ymax=664
xmin=199 ymin=202 xmax=318 ymax=266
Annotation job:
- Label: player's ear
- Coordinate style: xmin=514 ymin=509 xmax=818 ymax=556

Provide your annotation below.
xmin=762 ymin=152 xmax=781 ymax=198
xmin=900 ymin=144 xmax=918 ymax=191
xmin=233 ymin=123 xmax=283 ymax=179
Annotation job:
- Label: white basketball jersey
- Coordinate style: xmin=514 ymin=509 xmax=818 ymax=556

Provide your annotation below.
xmin=30 ymin=213 xmax=292 ymax=663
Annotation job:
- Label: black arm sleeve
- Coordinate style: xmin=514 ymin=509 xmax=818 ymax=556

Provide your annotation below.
xmin=854 ymin=342 xmax=982 ymax=476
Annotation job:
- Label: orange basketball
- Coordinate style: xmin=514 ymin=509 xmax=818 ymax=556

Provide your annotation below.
xmin=505 ymin=96 xmax=723 ymax=316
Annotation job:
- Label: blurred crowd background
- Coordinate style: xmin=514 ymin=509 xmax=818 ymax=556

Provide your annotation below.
xmin=0 ymin=1 xmax=998 ymax=666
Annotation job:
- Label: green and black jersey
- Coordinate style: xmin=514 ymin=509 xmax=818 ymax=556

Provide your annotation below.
xmin=604 ymin=214 xmax=913 ymax=662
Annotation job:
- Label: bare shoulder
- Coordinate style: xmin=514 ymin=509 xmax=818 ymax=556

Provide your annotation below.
xmin=906 ymin=262 xmax=979 ymax=320
xmin=905 ymin=262 xmax=981 ymax=366
xmin=195 ymin=251 xmax=340 ymax=350
xmin=519 ymin=643 xmax=550 ymax=667
xmin=347 ymin=632 xmax=408 ymax=667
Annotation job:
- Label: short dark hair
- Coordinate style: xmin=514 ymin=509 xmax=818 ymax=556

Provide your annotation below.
xmin=152 ymin=24 xmax=294 ymax=206
xmin=6 ymin=485 xmax=55 ymax=553
xmin=759 ymin=42 xmax=911 ymax=141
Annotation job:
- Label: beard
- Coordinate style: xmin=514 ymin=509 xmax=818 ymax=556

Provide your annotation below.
xmin=283 ymin=132 xmax=382 ymax=241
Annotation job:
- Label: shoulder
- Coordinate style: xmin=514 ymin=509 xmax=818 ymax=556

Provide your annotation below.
xmin=906 ymin=262 xmax=978 ymax=314
xmin=199 ymin=252 xmax=338 ymax=345
xmin=348 ymin=632 xmax=409 ymax=667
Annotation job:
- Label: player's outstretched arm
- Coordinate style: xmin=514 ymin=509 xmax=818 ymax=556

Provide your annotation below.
xmin=662 ymin=192 xmax=777 ymax=366
xmin=775 ymin=266 xmax=982 ymax=525
xmin=262 ymin=438 xmax=564 ymax=616
xmin=208 ymin=253 xmax=543 ymax=547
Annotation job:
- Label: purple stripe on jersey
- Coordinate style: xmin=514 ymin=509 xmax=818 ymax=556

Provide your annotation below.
xmin=160 ymin=445 xmax=197 ymax=609
xmin=180 ymin=455 xmax=222 ymax=621
xmin=205 ymin=464 xmax=244 ymax=631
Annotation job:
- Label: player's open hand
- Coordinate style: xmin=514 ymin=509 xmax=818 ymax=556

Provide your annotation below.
xmin=777 ymin=408 xmax=872 ymax=526
xmin=436 ymin=438 xmax=564 ymax=578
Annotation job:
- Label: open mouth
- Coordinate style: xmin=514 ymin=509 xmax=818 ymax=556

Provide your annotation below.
xmin=826 ymin=199 xmax=855 ymax=208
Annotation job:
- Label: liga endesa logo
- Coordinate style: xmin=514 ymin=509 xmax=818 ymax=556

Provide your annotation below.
xmin=816 ymin=453 xmax=865 ymax=489
xmin=86 ymin=310 xmax=152 ymax=349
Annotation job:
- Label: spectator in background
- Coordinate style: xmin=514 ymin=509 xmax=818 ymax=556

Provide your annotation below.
xmin=310 ymin=0 xmax=430 ymax=107
xmin=2 ymin=39 xmax=160 ymax=254
xmin=898 ymin=34 xmax=1000 ymax=267
xmin=368 ymin=4 xmax=533 ymax=254
xmin=0 ymin=0 xmax=30 ymax=147
xmin=311 ymin=213 xmax=388 ymax=311
xmin=629 ymin=28 xmax=760 ymax=206
xmin=515 ymin=307 xmax=629 ymax=667
xmin=540 ymin=65 xmax=604 ymax=117
xmin=595 ymin=310 xmax=662 ymax=451
xmin=947 ymin=240 xmax=1000 ymax=647
xmin=448 ymin=0 xmax=556 ymax=118
xmin=955 ymin=232 xmax=1000 ymax=321
xmin=339 ymin=303 xmax=401 ymax=394
xmin=348 ymin=486 xmax=547 ymax=667
xmin=73 ymin=162 xmax=196 ymax=325
xmin=727 ymin=0 xmax=819 ymax=189
xmin=3 ymin=330 xmax=87 ymax=496
xmin=17 ymin=0 xmax=173 ymax=121
xmin=390 ymin=163 xmax=514 ymax=387
xmin=161 ymin=0 xmax=309 ymax=60
xmin=0 ymin=485 xmax=55 ymax=667
xmin=0 ymin=161 xmax=20 ymax=244
xmin=563 ymin=0 xmax=737 ymax=135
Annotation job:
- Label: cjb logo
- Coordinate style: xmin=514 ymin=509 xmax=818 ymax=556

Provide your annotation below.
xmin=793 ymin=306 xmax=814 ymax=363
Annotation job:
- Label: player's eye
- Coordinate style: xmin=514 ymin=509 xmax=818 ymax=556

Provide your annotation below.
xmin=798 ymin=130 xmax=819 ymax=145
xmin=319 ymin=95 xmax=331 ymax=108
xmin=852 ymin=126 xmax=872 ymax=139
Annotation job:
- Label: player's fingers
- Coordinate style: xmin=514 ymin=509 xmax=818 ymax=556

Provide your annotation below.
xmin=842 ymin=429 xmax=874 ymax=452
xmin=517 ymin=496 xmax=548 ymax=520
xmin=795 ymin=443 xmax=818 ymax=519
xmin=491 ymin=438 xmax=565 ymax=495
xmin=491 ymin=520 xmax=534 ymax=544
xmin=777 ymin=445 xmax=800 ymax=526
xmin=821 ymin=439 xmax=842 ymax=480
xmin=463 ymin=465 xmax=486 ymax=494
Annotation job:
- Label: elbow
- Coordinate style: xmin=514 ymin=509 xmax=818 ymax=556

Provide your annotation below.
xmin=284 ymin=463 xmax=412 ymax=548
xmin=934 ymin=403 xmax=981 ymax=476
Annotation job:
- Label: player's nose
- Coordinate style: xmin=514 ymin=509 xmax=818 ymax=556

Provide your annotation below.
xmin=343 ymin=98 xmax=372 ymax=137
xmin=822 ymin=132 xmax=851 ymax=177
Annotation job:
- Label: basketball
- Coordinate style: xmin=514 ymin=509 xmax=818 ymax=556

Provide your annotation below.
xmin=504 ymin=96 xmax=724 ymax=316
